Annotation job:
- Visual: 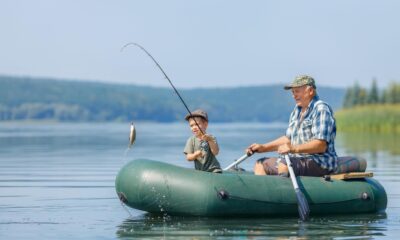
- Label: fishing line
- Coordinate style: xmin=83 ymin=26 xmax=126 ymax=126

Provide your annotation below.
xmin=119 ymin=43 xmax=207 ymax=218
xmin=120 ymin=43 xmax=204 ymax=135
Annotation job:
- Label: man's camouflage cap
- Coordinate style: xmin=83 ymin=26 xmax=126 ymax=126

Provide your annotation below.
xmin=284 ymin=75 xmax=317 ymax=90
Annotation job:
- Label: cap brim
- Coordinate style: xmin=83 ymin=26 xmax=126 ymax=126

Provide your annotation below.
xmin=284 ymin=84 xmax=312 ymax=90
xmin=185 ymin=114 xmax=207 ymax=121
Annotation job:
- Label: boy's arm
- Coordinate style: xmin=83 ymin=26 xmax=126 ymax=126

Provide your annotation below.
xmin=185 ymin=151 xmax=203 ymax=161
xmin=203 ymin=134 xmax=219 ymax=156
xmin=184 ymin=137 xmax=203 ymax=161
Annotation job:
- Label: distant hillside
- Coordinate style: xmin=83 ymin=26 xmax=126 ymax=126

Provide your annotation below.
xmin=0 ymin=75 xmax=345 ymax=122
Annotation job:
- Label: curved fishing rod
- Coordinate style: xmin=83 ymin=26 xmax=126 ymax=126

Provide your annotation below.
xmin=121 ymin=43 xmax=204 ymax=135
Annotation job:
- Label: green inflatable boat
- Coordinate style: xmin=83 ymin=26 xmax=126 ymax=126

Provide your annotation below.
xmin=115 ymin=159 xmax=387 ymax=217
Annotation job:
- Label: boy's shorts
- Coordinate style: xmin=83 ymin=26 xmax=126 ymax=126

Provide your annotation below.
xmin=257 ymin=157 xmax=331 ymax=177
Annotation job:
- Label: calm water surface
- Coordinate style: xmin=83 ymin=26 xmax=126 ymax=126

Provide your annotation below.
xmin=0 ymin=122 xmax=399 ymax=239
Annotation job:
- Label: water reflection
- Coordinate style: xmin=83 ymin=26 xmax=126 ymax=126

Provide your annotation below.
xmin=338 ymin=132 xmax=400 ymax=156
xmin=337 ymin=132 xmax=400 ymax=172
xmin=116 ymin=213 xmax=387 ymax=239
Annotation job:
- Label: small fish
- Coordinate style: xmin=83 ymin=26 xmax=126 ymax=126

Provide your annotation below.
xmin=128 ymin=122 xmax=136 ymax=148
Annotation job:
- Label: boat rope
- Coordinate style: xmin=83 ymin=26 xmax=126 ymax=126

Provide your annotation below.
xmin=214 ymin=187 xmax=365 ymax=205
xmin=119 ymin=198 xmax=134 ymax=219
xmin=120 ymin=43 xmax=204 ymax=135
xmin=213 ymin=187 xmax=289 ymax=204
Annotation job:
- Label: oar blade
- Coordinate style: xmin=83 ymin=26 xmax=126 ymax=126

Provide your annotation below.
xmin=295 ymin=188 xmax=310 ymax=221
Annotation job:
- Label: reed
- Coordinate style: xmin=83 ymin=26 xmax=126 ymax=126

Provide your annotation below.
xmin=335 ymin=104 xmax=400 ymax=133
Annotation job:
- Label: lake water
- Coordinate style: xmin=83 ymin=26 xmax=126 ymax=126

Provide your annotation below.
xmin=0 ymin=122 xmax=399 ymax=239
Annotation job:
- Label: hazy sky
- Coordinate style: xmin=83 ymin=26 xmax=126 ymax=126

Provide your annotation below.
xmin=1 ymin=0 xmax=399 ymax=88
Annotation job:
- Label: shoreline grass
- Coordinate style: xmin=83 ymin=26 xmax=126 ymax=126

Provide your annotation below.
xmin=335 ymin=104 xmax=400 ymax=133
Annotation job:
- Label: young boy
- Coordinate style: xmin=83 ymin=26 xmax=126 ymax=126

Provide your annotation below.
xmin=183 ymin=109 xmax=222 ymax=173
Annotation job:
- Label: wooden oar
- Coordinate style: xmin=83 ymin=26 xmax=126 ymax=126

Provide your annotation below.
xmin=284 ymin=154 xmax=310 ymax=221
xmin=223 ymin=153 xmax=252 ymax=171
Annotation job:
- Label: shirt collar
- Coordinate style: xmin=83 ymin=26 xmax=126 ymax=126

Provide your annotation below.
xmin=295 ymin=95 xmax=319 ymax=119
xmin=307 ymin=95 xmax=320 ymax=110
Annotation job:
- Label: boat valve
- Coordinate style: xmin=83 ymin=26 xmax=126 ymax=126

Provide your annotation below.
xmin=323 ymin=175 xmax=331 ymax=181
xmin=217 ymin=190 xmax=229 ymax=200
xmin=118 ymin=192 xmax=128 ymax=203
xmin=361 ymin=192 xmax=370 ymax=200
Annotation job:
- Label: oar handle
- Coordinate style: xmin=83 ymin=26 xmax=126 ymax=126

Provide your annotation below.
xmin=223 ymin=153 xmax=252 ymax=171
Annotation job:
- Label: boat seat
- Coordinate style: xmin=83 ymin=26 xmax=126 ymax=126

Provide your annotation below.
xmin=334 ymin=156 xmax=367 ymax=174
xmin=328 ymin=172 xmax=373 ymax=180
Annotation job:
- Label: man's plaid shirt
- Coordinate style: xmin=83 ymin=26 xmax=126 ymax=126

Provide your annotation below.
xmin=285 ymin=95 xmax=338 ymax=172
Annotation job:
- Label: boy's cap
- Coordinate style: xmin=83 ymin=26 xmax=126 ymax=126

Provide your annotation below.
xmin=185 ymin=109 xmax=208 ymax=121
xmin=284 ymin=75 xmax=317 ymax=90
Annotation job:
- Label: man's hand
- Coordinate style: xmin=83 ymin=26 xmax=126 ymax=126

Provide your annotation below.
xmin=277 ymin=143 xmax=292 ymax=154
xmin=246 ymin=143 xmax=263 ymax=155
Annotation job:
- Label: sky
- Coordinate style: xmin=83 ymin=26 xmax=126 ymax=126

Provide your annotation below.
xmin=1 ymin=0 xmax=400 ymax=89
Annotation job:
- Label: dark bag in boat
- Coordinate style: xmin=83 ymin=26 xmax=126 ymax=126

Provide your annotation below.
xmin=334 ymin=156 xmax=367 ymax=174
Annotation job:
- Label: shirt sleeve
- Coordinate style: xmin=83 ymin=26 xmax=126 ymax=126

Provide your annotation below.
xmin=183 ymin=137 xmax=194 ymax=155
xmin=312 ymin=105 xmax=334 ymax=142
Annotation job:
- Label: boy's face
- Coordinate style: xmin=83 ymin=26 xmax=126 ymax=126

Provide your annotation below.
xmin=188 ymin=117 xmax=208 ymax=137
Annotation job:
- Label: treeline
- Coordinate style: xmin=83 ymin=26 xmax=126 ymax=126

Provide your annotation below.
xmin=0 ymin=75 xmax=345 ymax=122
xmin=343 ymin=79 xmax=400 ymax=108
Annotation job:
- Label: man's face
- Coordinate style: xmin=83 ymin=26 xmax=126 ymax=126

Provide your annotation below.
xmin=291 ymin=85 xmax=314 ymax=108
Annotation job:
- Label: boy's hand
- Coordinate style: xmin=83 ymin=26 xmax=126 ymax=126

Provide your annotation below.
xmin=194 ymin=150 xmax=204 ymax=158
xmin=201 ymin=134 xmax=215 ymax=142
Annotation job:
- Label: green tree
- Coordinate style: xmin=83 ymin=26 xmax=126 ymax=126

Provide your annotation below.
xmin=352 ymin=82 xmax=362 ymax=106
xmin=381 ymin=88 xmax=389 ymax=103
xmin=382 ymin=82 xmax=400 ymax=104
xmin=358 ymin=88 xmax=368 ymax=105
xmin=395 ymin=83 xmax=400 ymax=103
xmin=343 ymin=87 xmax=355 ymax=108
xmin=367 ymin=78 xmax=379 ymax=104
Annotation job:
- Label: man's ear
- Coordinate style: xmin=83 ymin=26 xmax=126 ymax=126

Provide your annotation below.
xmin=308 ymin=87 xmax=315 ymax=97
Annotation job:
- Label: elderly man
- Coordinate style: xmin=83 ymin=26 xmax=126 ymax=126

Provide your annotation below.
xmin=246 ymin=75 xmax=338 ymax=176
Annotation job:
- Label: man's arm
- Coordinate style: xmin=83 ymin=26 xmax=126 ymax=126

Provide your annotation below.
xmin=278 ymin=139 xmax=327 ymax=154
xmin=247 ymin=136 xmax=290 ymax=154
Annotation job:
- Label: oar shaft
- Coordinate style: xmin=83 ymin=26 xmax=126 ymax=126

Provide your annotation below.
xmin=284 ymin=154 xmax=310 ymax=221
xmin=223 ymin=154 xmax=250 ymax=171
xmin=284 ymin=155 xmax=299 ymax=189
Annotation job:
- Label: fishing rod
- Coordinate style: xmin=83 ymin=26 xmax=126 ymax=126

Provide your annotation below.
xmin=121 ymin=43 xmax=204 ymax=135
